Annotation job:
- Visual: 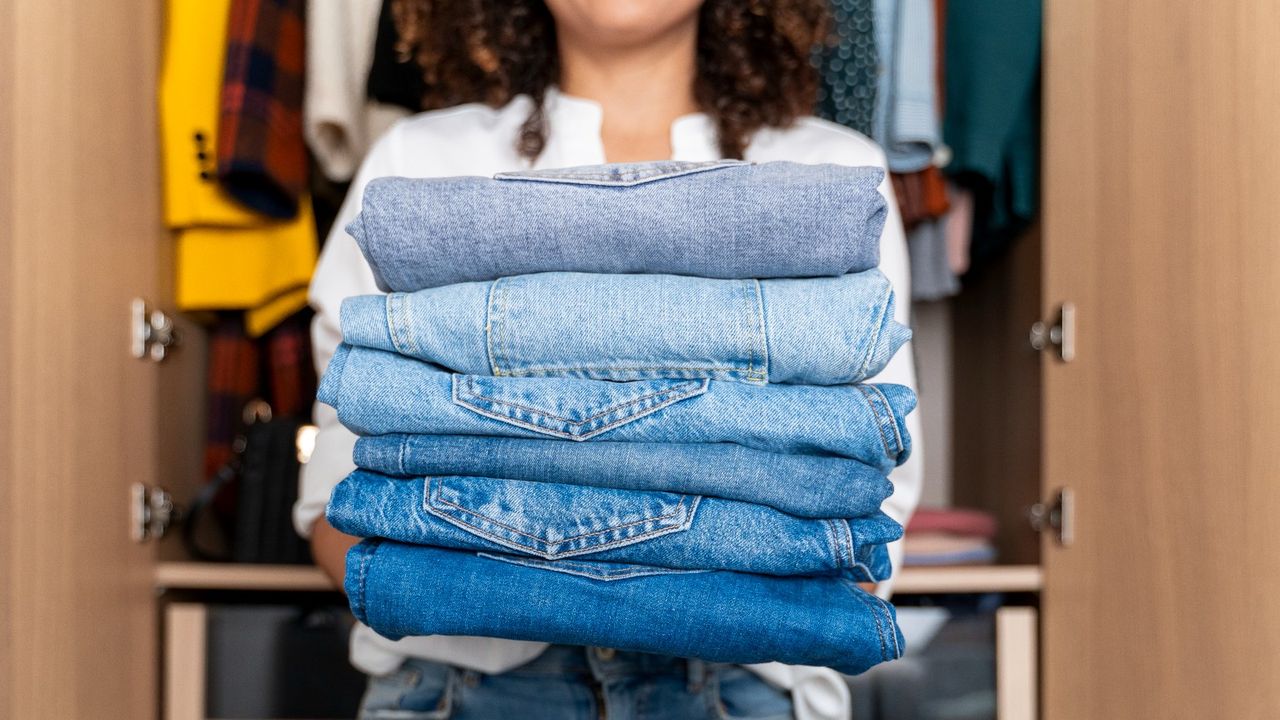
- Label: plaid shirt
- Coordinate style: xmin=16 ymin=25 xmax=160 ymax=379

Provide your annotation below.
xmin=218 ymin=0 xmax=308 ymax=219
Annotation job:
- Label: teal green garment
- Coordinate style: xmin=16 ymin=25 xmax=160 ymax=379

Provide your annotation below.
xmin=943 ymin=0 xmax=1042 ymax=262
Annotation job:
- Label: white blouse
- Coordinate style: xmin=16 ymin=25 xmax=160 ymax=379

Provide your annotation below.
xmin=296 ymin=88 xmax=923 ymax=720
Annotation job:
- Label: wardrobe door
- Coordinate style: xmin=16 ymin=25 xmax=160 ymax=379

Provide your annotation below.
xmin=1 ymin=0 xmax=164 ymax=717
xmin=1041 ymin=0 xmax=1280 ymax=717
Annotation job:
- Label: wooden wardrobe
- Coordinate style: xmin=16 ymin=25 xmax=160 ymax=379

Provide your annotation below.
xmin=2 ymin=0 xmax=1279 ymax=717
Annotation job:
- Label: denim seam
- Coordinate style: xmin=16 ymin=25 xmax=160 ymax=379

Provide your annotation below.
xmin=870 ymin=593 xmax=901 ymax=658
xmin=386 ymin=294 xmax=416 ymax=358
xmin=424 ymin=478 xmax=698 ymax=554
xmin=840 ymin=520 xmax=857 ymax=572
xmin=396 ymin=436 xmax=408 ymax=476
xmin=739 ymin=280 xmax=765 ymax=382
xmin=856 ymin=385 xmax=904 ymax=459
xmin=457 ymin=377 xmax=705 ymax=424
xmin=489 ymin=365 xmax=760 ymax=382
xmin=749 ymin=279 xmax=769 ymax=382
xmin=821 ymin=520 xmax=839 ymax=568
xmin=483 ymin=279 xmax=500 ymax=375
xmin=452 ymin=376 xmax=707 ymax=440
xmin=822 ymin=519 xmax=846 ymax=570
xmin=849 ymin=559 xmax=878 ymax=583
xmin=349 ymin=539 xmax=380 ymax=625
xmin=489 ymin=278 xmax=515 ymax=376
xmin=845 ymin=581 xmax=890 ymax=662
xmin=493 ymin=160 xmax=746 ymax=186
xmin=478 ymin=552 xmax=707 ymax=581
xmin=855 ymin=281 xmax=893 ymax=380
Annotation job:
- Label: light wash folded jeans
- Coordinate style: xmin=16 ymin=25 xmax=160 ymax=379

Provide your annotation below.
xmin=348 ymin=161 xmax=887 ymax=292
xmin=326 ymin=470 xmax=900 ymax=580
xmin=353 ymin=434 xmax=894 ymax=520
xmin=318 ymin=345 xmax=915 ymax=472
xmin=346 ymin=539 xmax=905 ymax=676
xmin=341 ymin=270 xmax=909 ymax=386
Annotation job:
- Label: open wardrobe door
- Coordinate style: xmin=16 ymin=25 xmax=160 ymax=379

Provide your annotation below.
xmin=1040 ymin=0 xmax=1280 ymax=717
xmin=1 ymin=0 xmax=165 ymax=716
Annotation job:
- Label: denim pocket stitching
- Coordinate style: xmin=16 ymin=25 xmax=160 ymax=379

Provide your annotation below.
xmin=424 ymin=478 xmax=699 ymax=558
xmin=856 ymin=384 xmax=905 ymax=459
xmin=452 ymin=376 xmax=709 ymax=440
xmin=855 ymin=278 xmax=894 ymax=380
xmin=478 ymin=552 xmax=711 ymax=581
xmin=492 ymin=160 xmax=747 ymax=187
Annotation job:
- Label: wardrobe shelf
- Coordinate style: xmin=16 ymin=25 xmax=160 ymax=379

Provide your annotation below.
xmin=154 ymin=561 xmax=1042 ymax=594
xmin=154 ymin=562 xmax=335 ymax=591
xmin=892 ymin=565 xmax=1043 ymax=595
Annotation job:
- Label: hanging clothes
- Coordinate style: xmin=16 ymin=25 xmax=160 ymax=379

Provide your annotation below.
xmin=303 ymin=0 xmax=410 ymax=182
xmin=218 ymin=0 xmax=309 ymax=220
xmin=815 ymin=0 xmax=878 ymax=138
xmin=160 ymin=0 xmax=317 ymax=335
xmin=942 ymin=0 xmax=1042 ymax=269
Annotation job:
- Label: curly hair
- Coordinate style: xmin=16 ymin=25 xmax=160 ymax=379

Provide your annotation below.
xmin=390 ymin=0 xmax=830 ymax=160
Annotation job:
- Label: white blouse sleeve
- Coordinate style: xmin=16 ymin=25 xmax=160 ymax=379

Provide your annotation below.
xmin=293 ymin=129 xmax=399 ymax=537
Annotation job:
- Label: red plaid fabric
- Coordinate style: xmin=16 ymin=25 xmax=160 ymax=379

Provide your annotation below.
xmin=218 ymin=0 xmax=308 ymax=219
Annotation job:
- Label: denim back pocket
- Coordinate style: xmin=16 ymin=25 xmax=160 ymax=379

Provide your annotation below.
xmin=426 ymin=475 xmax=699 ymax=559
xmin=493 ymin=160 xmax=747 ymax=187
xmin=452 ymin=374 xmax=708 ymax=440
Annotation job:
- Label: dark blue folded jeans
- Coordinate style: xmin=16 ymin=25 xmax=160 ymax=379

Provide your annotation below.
xmin=346 ymin=539 xmax=905 ymax=676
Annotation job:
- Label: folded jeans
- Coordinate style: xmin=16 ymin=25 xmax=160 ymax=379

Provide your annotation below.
xmin=318 ymin=345 xmax=915 ymax=472
xmin=346 ymin=539 xmax=906 ymax=676
xmin=340 ymin=269 xmax=909 ymax=386
xmin=353 ymin=434 xmax=894 ymax=520
xmin=348 ymin=161 xmax=887 ymax=292
xmin=327 ymin=470 xmax=901 ymax=580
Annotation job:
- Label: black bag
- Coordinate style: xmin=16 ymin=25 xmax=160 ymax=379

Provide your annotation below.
xmin=185 ymin=400 xmax=313 ymax=564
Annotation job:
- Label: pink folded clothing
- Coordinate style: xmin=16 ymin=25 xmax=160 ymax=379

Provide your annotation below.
xmin=903 ymin=532 xmax=996 ymax=567
xmin=905 ymin=507 xmax=997 ymax=539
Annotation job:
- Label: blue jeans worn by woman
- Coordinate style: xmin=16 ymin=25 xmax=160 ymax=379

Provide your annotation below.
xmin=357 ymin=646 xmax=794 ymax=720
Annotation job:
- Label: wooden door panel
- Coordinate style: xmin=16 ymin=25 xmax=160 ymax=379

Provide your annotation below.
xmin=1 ymin=0 xmax=163 ymax=717
xmin=1042 ymin=0 xmax=1280 ymax=717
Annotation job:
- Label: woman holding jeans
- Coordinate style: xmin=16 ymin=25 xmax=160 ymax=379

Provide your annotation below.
xmin=296 ymin=1 xmax=922 ymax=718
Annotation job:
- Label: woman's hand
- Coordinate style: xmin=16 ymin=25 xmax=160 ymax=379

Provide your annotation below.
xmin=310 ymin=516 xmax=360 ymax=591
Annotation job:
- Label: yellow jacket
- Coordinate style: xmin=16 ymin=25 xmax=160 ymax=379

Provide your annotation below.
xmin=159 ymin=0 xmax=315 ymax=335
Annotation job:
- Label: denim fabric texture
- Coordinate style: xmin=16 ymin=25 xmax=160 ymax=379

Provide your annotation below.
xmin=348 ymin=161 xmax=887 ymax=292
xmin=326 ymin=159 xmax=914 ymax=680
xmin=327 ymin=470 xmax=901 ymax=580
xmin=318 ymin=344 xmax=915 ymax=472
xmin=353 ymin=434 xmax=894 ymax=520
xmin=340 ymin=269 xmax=910 ymax=386
xmin=347 ymin=539 xmax=905 ymax=676
xmin=357 ymin=646 xmax=789 ymax=720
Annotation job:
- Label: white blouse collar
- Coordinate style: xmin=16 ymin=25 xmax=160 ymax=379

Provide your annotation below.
xmin=539 ymin=87 xmax=719 ymax=166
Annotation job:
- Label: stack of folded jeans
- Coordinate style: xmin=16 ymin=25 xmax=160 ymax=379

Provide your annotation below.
xmin=318 ymin=160 xmax=917 ymax=676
